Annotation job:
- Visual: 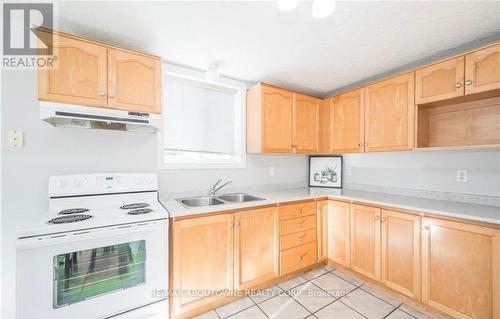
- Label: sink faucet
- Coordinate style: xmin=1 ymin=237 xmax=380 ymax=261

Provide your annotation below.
xmin=210 ymin=179 xmax=232 ymax=195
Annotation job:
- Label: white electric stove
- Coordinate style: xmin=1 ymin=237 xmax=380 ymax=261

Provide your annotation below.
xmin=16 ymin=173 xmax=169 ymax=319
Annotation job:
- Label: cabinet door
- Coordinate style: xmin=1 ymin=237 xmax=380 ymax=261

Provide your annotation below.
xmin=364 ymin=73 xmax=415 ymax=152
xmin=332 ymin=89 xmax=365 ymax=153
xmin=327 ymin=200 xmax=351 ymax=268
xmin=317 ymin=98 xmax=333 ymax=153
xmin=350 ymin=204 xmax=381 ymax=280
xmin=381 ymin=210 xmax=420 ymax=299
xmin=262 ymin=86 xmax=293 ymax=152
xmin=421 ymin=218 xmax=499 ymax=319
xmin=415 ymin=57 xmax=465 ymax=104
xmin=234 ymin=207 xmax=279 ymax=290
xmin=38 ymin=33 xmax=107 ymax=108
xmin=317 ymin=200 xmax=329 ymax=262
xmin=293 ymin=93 xmax=319 ymax=153
xmin=465 ymin=43 xmax=500 ymax=95
xmin=171 ymin=214 xmax=234 ymax=316
xmin=108 ymin=48 xmax=161 ymax=113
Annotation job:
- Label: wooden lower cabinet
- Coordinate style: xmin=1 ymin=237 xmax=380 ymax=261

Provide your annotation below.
xmin=326 ymin=200 xmax=351 ymax=268
xmin=171 ymin=214 xmax=234 ymax=317
xmin=380 ymin=209 xmax=420 ymax=299
xmin=421 ymin=218 xmax=500 ymax=319
xmin=350 ymin=204 xmax=381 ymax=280
xmin=317 ymin=200 xmax=328 ymax=262
xmin=234 ymin=207 xmax=279 ymax=290
xmin=280 ymin=242 xmax=318 ymax=275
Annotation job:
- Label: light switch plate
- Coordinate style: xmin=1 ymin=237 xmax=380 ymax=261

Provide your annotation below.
xmin=456 ymin=170 xmax=468 ymax=183
xmin=7 ymin=130 xmax=24 ymax=147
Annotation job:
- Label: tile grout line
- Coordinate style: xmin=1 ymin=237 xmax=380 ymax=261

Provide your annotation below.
xmin=249 ymin=291 xmax=271 ymax=319
xmin=283 ymin=286 xmax=315 ymax=318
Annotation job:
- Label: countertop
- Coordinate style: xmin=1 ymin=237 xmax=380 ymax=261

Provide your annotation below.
xmin=160 ymin=187 xmax=500 ymax=225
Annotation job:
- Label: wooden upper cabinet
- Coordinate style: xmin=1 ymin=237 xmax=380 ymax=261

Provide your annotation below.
xmin=380 ymin=210 xmax=420 ymax=300
xmin=108 ymin=48 xmax=161 ymax=113
xmin=350 ymin=204 xmax=381 ymax=280
xmin=246 ymin=83 xmax=321 ymax=154
xmin=465 ymin=43 xmax=500 ymax=95
xmin=293 ymin=93 xmax=319 ymax=153
xmin=261 ymin=85 xmax=293 ymax=153
xmin=327 ymin=200 xmax=351 ymax=268
xmin=415 ymin=57 xmax=465 ymax=104
xmin=421 ymin=218 xmax=499 ymax=319
xmin=38 ymin=30 xmax=162 ymax=114
xmin=317 ymin=98 xmax=333 ymax=153
xmin=332 ymin=89 xmax=365 ymax=153
xmin=38 ymin=33 xmax=108 ymax=108
xmin=171 ymin=214 xmax=234 ymax=317
xmin=364 ymin=73 xmax=415 ymax=152
xmin=234 ymin=207 xmax=279 ymax=290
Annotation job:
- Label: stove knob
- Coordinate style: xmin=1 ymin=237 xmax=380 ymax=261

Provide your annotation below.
xmin=57 ymin=180 xmax=67 ymax=188
xmin=135 ymin=176 xmax=145 ymax=185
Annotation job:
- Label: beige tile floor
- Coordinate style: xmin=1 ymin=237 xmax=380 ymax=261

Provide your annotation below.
xmin=194 ymin=265 xmax=436 ymax=319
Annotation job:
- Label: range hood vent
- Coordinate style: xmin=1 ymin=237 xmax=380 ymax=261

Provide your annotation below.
xmin=40 ymin=102 xmax=161 ymax=133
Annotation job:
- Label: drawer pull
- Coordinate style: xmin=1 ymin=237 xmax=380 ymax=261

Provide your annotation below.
xmin=298 ymin=223 xmax=304 ymax=227
xmin=298 ymin=255 xmax=304 ymax=261
xmin=298 ymin=209 xmax=303 ymax=214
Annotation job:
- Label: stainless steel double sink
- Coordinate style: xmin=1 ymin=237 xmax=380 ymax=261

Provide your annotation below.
xmin=177 ymin=193 xmax=265 ymax=208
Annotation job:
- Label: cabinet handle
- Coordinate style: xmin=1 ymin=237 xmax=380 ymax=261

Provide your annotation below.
xmin=455 ymin=83 xmax=462 ymax=88
xmin=298 ymin=209 xmax=303 ymax=214
xmin=230 ymin=223 xmax=235 ymax=228
xmin=421 ymin=224 xmax=430 ymax=231
xmin=298 ymin=223 xmax=304 ymax=227
xmin=364 ymin=143 xmax=368 ymax=147
xmin=109 ymin=95 xmax=115 ymax=99
xmin=235 ymin=221 xmax=240 ymax=226
xmin=465 ymin=80 xmax=472 ymax=85
xmin=381 ymin=217 xmax=387 ymax=222
xmin=298 ymin=255 xmax=304 ymax=261
xmin=358 ymin=143 xmax=363 ymax=147
xmin=374 ymin=215 xmax=380 ymax=221
xmin=98 ymin=91 xmax=106 ymax=97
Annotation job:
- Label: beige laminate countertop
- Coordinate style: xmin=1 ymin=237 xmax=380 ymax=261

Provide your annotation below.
xmin=160 ymin=187 xmax=500 ymax=225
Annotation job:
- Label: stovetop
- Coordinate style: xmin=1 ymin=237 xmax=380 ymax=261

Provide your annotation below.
xmin=17 ymin=173 xmax=169 ymax=239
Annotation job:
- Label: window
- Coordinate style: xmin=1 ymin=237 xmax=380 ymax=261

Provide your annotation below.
xmin=54 ymin=241 xmax=146 ymax=308
xmin=161 ymin=73 xmax=245 ymax=169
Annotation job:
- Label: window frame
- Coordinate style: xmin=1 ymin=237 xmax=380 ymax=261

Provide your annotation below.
xmin=158 ymin=71 xmax=246 ymax=170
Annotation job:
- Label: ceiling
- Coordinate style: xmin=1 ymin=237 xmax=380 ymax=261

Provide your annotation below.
xmin=55 ymin=1 xmax=500 ymax=96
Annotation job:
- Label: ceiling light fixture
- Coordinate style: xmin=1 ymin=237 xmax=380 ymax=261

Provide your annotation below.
xmin=205 ymin=64 xmax=220 ymax=82
xmin=276 ymin=0 xmax=301 ymax=12
xmin=312 ymin=0 xmax=336 ymax=19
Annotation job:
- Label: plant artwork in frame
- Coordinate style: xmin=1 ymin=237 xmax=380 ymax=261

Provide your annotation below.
xmin=309 ymin=156 xmax=342 ymax=188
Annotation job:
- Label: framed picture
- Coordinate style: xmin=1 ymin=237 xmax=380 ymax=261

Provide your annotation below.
xmin=309 ymin=155 xmax=342 ymax=188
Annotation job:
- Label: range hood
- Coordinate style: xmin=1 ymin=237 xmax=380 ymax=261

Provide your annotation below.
xmin=40 ymin=102 xmax=161 ymax=133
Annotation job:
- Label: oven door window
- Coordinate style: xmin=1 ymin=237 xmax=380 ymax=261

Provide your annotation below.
xmin=54 ymin=240 xmax=146 ymax=308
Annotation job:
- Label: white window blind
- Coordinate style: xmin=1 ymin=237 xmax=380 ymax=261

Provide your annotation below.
xmin=162 ymin=73 xmax=245 ymax=169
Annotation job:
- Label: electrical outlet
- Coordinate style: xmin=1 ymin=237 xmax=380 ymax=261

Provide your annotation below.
xmin=346 ymin=167 xmax=352 ymax=176
xmin=7 ymin=130 xmax=24 ymax=147
xmin=268 ymin=166 xmax=275 ymax=176
xmin=456 ymin=170 xmax=468 ymax=183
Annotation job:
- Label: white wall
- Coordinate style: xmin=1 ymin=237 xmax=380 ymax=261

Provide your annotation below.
xmin=343 ymin=149 xmax=500 ymax=197
xmin=0 ymin=68 xmax=307 ymax=319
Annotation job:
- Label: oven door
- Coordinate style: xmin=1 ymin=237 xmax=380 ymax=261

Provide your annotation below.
xmin=16 ymin=220 xmax=168 ymax=319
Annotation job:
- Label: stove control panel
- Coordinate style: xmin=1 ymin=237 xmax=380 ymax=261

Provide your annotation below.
xmin=49 ymin=173 xmax=158 ymax=197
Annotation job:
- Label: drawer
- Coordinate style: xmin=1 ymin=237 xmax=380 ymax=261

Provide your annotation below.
xmin=280 ymin=229 xmax=317 ymax=250
xmin=280 ymin=215 xmax=316 ymax=236
xmin=279 ymin=201 xmax=316 ymax=221
xmin=280 ymin=242 xmax=317 ymax=275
